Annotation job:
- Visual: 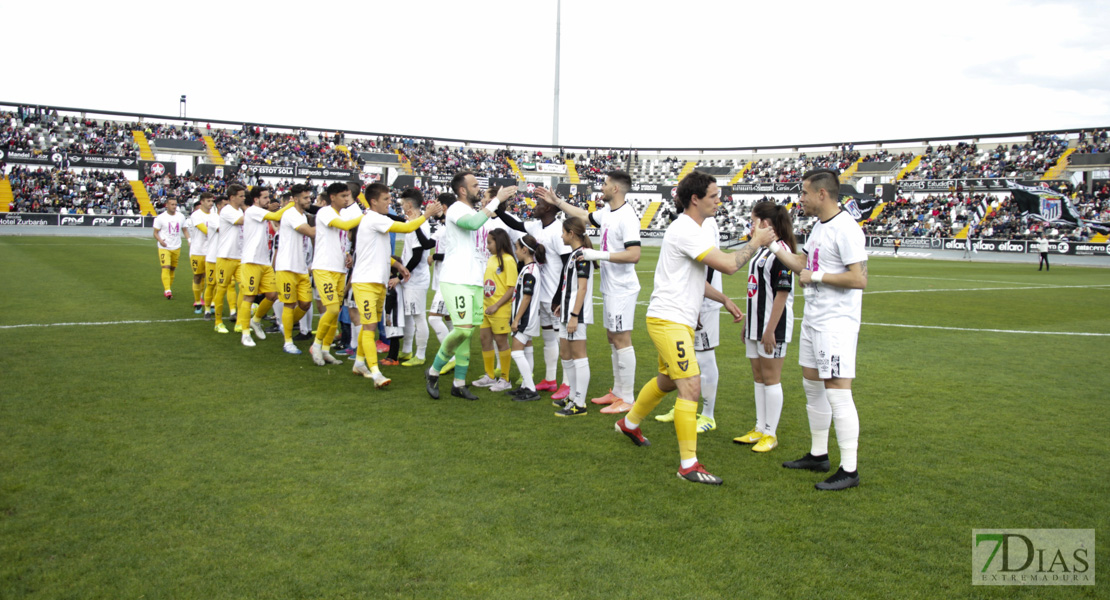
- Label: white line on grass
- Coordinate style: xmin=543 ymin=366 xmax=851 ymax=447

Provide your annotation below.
xmin=856 ymin=321 xmax=1110 ymax=337
xmin=875 ymin=275 xmax=1067 ymax=287
xmin=0 ymin=317 xmax=203 ymax=330
xmin=864 ymin=284 xmax=1110 ymax=295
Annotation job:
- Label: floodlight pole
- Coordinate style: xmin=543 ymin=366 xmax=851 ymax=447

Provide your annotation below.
xmin=552 ymin=0 xmax=561 ymax=147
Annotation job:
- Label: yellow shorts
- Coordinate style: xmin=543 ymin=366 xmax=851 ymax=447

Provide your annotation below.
xmin=352 ymin=282 xmax=386 ymax=325
xmin=158 ymin=248 xmax=181 ymax=269
xmin=482 ymin=314 xmax=511 ymax=335
xmin=313 ymin=269 xmax=347 ymax=306
xmin=277 ymin=271 xmax=312 ymax=304
xmin=190 ymin=255 xmax=206 ymax=276
xmin=216 ymin=258 xmax=241 ymax=288
xmin=647 ymin=316 xmax=700 ymax=380
xmin=240 ymin=263 xmax=276 ymax=295
xmin=206 ymin=261 xmax=217 ymax=286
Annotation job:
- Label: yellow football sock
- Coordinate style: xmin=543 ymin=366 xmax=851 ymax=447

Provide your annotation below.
xmin=227 ymin=284 xmax=239 ymax=314
xmin=483 ymin=350 xmax=496 ymax=379
xmin=205 ymin=280 xmax=217 ymax=309
xmin=168 ymin=269 xmax=176 ymax=287
xmin=160 ymin=269 xmax=172 ymax=292
xmin=238 ymin=300 xmax=253 ymax=330
xmin=315 ymin=306 xmax=338 ymax=344
xmin=359 ymin=329 xmax=378 ymax=368
xmin=627 ymin=378 xmax=667 ymax=426
xmin=252 ymin=298 xmax=274 ymax=323
xmin=192 ymin=281 xmax=202 ymax=304
xmin=499 ymin=349 xmax=512 ymax=380
xmin=212 ymin=285 xmax=227 ymax=324
xmin=283 ymin=306 xmax=307 ymax=343
xmin=675 ymin=398 xmax=698 ymax=463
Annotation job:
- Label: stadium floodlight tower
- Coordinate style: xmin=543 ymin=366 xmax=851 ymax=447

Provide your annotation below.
xmin=179 ymin=95 xmax=187 ymax=118
xmin=552 ymin=0 xmax=561 ymax=146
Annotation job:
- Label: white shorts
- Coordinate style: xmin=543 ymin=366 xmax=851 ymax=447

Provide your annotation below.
xmin=558 ymin=322 xmax=586 ymax=341
xmin=403 ymin=286 xmax=428 ymax=316
xmin=745 ymin=338 xmax=788 ymax=360
xmin=797 ymin=323 xmax=857 ymax=379
xmin=429 ymin=289 xmax=447 ymax=315
xmin=694 ymin=306 xmax=720 ymax=351
xmin=539 ymin=301 xmax=559 ymax=331
xmin=602 ymin=292 xmax=637 ymax=332
xmin=513 ymin=331 xmax=534 ymax=345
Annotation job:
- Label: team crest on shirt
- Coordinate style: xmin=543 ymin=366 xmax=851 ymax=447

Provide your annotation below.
xmin=747 ymin=274 xmax=758 ymax=298
xmin=484 ymin=278 xmax=496 ymax=297
xmin=457 ymin=311 xmax=466 ymax=319
xmin=677 ymin=360 xmax=689 ymax=371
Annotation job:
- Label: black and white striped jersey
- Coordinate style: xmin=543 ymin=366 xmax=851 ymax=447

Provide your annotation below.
xmin=559 ymin=248 xmax=594 ymax=326
xmin=512 ymin=262 xmax=541 ymax=337
xmin=744 ymin=246 xmax=794 ymax=343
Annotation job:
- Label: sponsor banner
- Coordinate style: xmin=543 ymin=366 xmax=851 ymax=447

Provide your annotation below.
xmin=358 ymin=152 xmax=399 ymax=164
xmin=0 ymin=148 xmax=56 ymax=164
xmin=194 ymin=163 xmax=230 ymax=179
xmin=862 ymin=235 xmax=1106 ymax=256
xmin=390 ymin=175 xmax=517 ymax=190
xmin=897 ymin=179 xmax=1070 ymax=193
xmin=641 ymin=229 xmax=665 ymax=239
xmin=536 ymin=163 xmax=567 ymax=174
xmin=41 ymin=214 xmax=150 ymax=228
xmin=731 ymin=182 xmax=802 ymax=193
xmin=0 ymin=212 xmax=59 ymax=226
xmin=555 ymin=183 xmax=603 ymax=199
xmin=521 ymin=162 xmax=536 ymax=170
xmin=138 ymin=160 xmax=177 ymax=179
xmin=68 ymin=154 xmax=137 ymax=169
xmin=242 ymin=164 xmax=296 ymax=177
xmin=297 ymin=166 xmax=355 ymax=180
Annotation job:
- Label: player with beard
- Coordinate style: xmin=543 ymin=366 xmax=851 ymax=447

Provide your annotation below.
xmin=425 ymin=172 xmax=517 ymax=400
xmin=540 ymin=171 xmax=642 ymax=414
xmin=769 ymin=169 xmax=868 ymax=491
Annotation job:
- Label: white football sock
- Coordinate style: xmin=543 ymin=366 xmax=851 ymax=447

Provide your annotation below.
xmin=299 ymin=305 xmax=312 ymax=335
xmin=351 ymin=324 xmax=361 ymax=350
xmin=753 ymin=382 xmax=767 ymax=432
xmin=825 ymin=388 xmax=859 ymax=472
xmin=561 ymin=359 xmax=576 ymax=403
xmin=402 ymin=319 xmax=415 ymax=355
xmin=609 ymin=344 xmax=619 ymax=395
xmin=429 ymin=315 xmax=450 ymax=344
xmin=542 ymin=328 xmax=559 ymax=381
xmin=763 ymin=383 xmax=784 ymax=437
xmin=572 ymin=357 xmax=590 ymax=408
xmin=696 ymin=350 xmax=718 ymax=419
xmin=804 ymin=378 xmax=832 ymax=456
xmin=524 ymin=345 xmax=534 ymax=373
xmin=616 ymin=345 xmax=636 ymax=402
xmin=414 ymin=314 xmax=429 ymax=359
xmin=512 ymin=350 xmax=535 ymax=391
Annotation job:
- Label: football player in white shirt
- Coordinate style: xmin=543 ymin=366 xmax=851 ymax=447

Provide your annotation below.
xmin=152 ymin=197 xmax=188 ymax=300
xmin=425 ymin=172 xmax=517 ymax=400
xmin=237 ymin=186 xmax=294 ymax=347
xmin=769 ymin=169 xmax=868 ymax=491
xmin=212 ymin=184 xmax=247 ymax=333
xmin=203 ymin=195 xmax=230 ymax=320
xmin=307 ymin=182 xmax=359 ymax=366
xmin=540 ymin=170 xmax=642 ymax=414
xmin=186 ymin=192 xmax=214 ymax=313
xmin=426 ymin=208 xmax=455 ymax=357
xmin=614 ymin=171 xmax=774 ymax=486
xmin=327 ymin=182 xmax=441 ymax=388
xmin=397 ymin=189 xmax=437 ymax=367
xmin=274 ymin=184 xmax=316 ymax=354
xmin=492 ymin=192 xmax=573 ymax=395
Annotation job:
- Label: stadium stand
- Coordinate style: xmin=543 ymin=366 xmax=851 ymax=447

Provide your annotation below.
xmin=2 ymin=103 xmax=1108 ymax=242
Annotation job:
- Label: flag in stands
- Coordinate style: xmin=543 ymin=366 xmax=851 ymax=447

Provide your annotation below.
xmin=840 ymin=189 xmax=881 ymax=222
xmin=1005 ymin=180 xmax=1081 ymax=226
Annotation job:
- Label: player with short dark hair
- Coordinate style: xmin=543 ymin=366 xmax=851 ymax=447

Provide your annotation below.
xmin=770 ymin=168 xmax=868 ymax=491
xmin=153 ymin=197 xmax=187 ymax=299
xmin=186 ymin=193 xmax=215 ymax=313
xmin=614 ymin=171 xmax=775 ymax=485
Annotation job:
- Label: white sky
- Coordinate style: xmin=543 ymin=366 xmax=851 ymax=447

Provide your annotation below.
xmin=8 ymin=0 xmax=1110 ymax=149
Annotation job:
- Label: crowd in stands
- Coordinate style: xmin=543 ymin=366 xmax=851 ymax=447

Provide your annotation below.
xmin=902 ymin=134 xmax=1068 ymax=180
xmin=1076 ymin=129 xmax=1109 ymax=154
xmin=7 ymin=166 xmax=138 ymax=215
xmin=3 ymin=110 xmax=139 ymax=158
xmin=741 ymin=149 xmax=862 ymax=183
xmin=213 ymin=126 xmax=355 ymax=170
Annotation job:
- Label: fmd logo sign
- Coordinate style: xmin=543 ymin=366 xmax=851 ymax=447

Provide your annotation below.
xmin=972 ymin=529 xmax=1094 ymax=586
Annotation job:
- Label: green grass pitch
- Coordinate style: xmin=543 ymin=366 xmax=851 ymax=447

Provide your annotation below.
xmin=1 ymin=236 xmax=1107 ymax=599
